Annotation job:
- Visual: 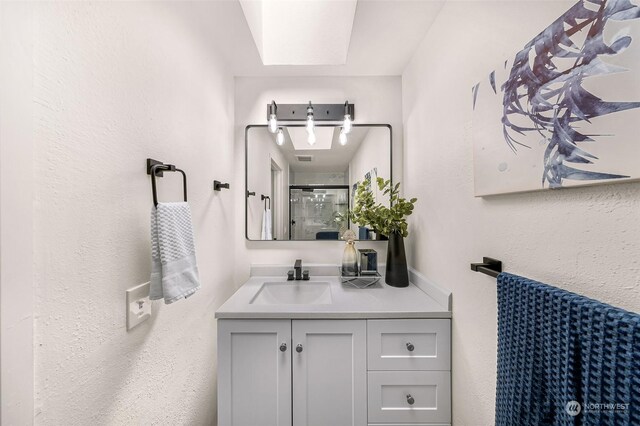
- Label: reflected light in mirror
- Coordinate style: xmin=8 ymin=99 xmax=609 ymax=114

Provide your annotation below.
xmin=339 ymin=129 xmax=348 ymax=145
xmin=276 ymin=128 xmax=284 ymax=146
xmin=288 ymin=127 xmax=333 ymax=150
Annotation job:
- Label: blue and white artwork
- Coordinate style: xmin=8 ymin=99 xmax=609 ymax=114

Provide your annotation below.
xmin=472 ymin=0 xmax=640 ymax=196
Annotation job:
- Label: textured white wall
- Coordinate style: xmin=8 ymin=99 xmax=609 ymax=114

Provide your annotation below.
xmin=32 ymin=2 xmax=236 ymax=424
xmin=402 ymin=2 xmax=640 ymax=425
xmin=0 ymin=3 xmax=35 ymax=424
xmin=234 ymin=77 xmax=403 ymax=283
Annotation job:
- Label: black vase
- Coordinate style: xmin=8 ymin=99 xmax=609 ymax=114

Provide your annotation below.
xmin=385 ymin=230 xmax=409 ymax=287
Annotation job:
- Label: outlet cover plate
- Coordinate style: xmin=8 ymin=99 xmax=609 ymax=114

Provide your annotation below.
xmin=126 ymin=282 xmax=151 ymax=330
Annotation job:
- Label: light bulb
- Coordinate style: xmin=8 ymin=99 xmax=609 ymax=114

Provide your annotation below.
xmin=306 ymin=116 xmax=314 ymax=133
xmin=276 ymin=128 xmax=284 ymax=145
xmin=339 ymin=129 xmax=348 ymax=145
xmin=306 ymin=102 xmax=314 ymax=133
xmin=343 ymin=101 xmax=352 ymax=134
xmin=269 ymin=114 xmax=277 ymax=133
xmin=308 ymin=131 xmax=316 ymax=146
xmin=343 ymin=114 xmax=352 ymax=134
xmin=268 ymin=101 xmax=278 ymax=133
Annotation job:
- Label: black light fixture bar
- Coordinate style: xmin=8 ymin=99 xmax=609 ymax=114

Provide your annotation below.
xmin=266 ymin=103 xmax=355 ymax=122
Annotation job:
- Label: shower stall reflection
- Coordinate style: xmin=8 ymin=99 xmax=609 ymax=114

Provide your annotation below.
xmin=289 ymin=186 xmax=349 ymax=240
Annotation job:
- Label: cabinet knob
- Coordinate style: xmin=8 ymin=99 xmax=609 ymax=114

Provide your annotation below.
xmin=279 ymin=343 xmax=287 ymax=352
xmin=296 ymin=344 xmax=303 ymax=353
xmin=406 ymin=394 xmax=415 ymax=405
xmin=406 ymin=342 xmax=415 ymax=352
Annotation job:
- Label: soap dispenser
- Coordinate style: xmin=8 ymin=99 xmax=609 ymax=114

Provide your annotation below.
xmin=341 ymin=230 xmax=358 ymax=276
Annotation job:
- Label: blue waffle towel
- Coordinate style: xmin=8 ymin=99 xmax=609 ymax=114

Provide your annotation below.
xmin=496 ymin=273 xmax=640 ymax=426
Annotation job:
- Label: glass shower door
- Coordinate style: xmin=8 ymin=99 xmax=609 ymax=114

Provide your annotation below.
xmin=289 ymin=186 xmax=349 ymax=240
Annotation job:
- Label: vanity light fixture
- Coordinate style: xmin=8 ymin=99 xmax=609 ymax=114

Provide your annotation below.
xmin=339 ymin=128 xmax=348 ymax=145
xmin=268 ymin=100 xmax=278 ymax=133
xmin=342 ymin=101 xmax=352 ymax=134
xmin=264 ymin=101 xmax=355 ymax=146
xmin=276 ymin=127 xmax=285 ymax=146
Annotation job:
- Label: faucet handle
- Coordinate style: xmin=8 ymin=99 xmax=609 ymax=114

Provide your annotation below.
xmin=287 ymin=270 xmax=294 ymax=281
xmin=302 ymin=270 xmax=310 ymax=280
xmin=294 ymin=259 xmax=303 ymax=280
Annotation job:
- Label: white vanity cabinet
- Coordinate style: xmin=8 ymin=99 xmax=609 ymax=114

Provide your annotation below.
xmin=218 ymin=319 xmax=367 ymax=426
xmin=215 ymin=272 xmax=453 ymax=426
xmin=217 ymin=318 xmax=451 ymax=426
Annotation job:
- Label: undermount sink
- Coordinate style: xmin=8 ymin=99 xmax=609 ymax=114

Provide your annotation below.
xmin=250 ymin=281 xmax=332 ymax=305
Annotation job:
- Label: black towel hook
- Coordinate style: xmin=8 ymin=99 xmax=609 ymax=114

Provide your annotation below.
xmin=147 ymin=158 xmax=187 ymax=207
xmin=213 ymin=180 xmax=230 ymax=191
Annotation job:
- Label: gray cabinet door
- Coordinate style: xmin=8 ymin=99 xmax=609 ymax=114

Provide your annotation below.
xmin=292 ymin=320 xmax=367 ymax=426
xmin=218 ymin=319 xmax=292 ymax=426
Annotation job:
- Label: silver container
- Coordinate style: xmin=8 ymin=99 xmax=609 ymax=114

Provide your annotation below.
xmin=358 ymin=249 xmax=378 ymax=275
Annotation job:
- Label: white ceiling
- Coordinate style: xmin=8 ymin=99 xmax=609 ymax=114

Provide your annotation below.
xmin=239 ymin=0 xmax=358 ymax=65
xmin=199 ymin=0 xmax=446 ymax=76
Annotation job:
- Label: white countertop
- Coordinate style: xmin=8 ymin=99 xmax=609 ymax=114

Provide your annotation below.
xmin=215 ymin=275 xmax=451 ymax=319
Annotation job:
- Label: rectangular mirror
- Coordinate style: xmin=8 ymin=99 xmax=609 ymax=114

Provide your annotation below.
xmin=245 ymin=124 xmax=392 ymax=241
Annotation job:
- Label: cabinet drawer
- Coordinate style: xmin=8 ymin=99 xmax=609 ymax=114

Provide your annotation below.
xmin=367 ymin=319 xmax=450 ymax=370
xmin=367 ymin=371 xmax=451 ymax=424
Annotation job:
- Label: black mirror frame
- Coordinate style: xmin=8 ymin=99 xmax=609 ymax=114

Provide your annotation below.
xmin=245 ymin=123 xmax=393 ymax=242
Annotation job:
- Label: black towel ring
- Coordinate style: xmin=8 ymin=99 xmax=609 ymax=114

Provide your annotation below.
xmin=261 ymin=194 xmax=271 ymax=210
xmin=147 ymin=158 xmax=187 ymax=207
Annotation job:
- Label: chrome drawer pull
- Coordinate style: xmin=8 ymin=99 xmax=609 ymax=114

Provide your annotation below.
xmin=296 ymin=344 xmax=303 ymax=353
xmin=406 ymin=342 xmax=415 ymax=352
xmin=406 ymin=394 xmax=415 ymax=405
xmin=279 ymin=343 xmax=287 ymax=352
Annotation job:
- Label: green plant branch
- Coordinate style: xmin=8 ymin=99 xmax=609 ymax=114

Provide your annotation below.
xmin=345 ymin=177 xmax=417 ymax=238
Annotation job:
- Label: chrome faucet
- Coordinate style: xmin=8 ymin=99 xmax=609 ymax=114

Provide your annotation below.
xmin=288 ymin=259 xmax=310 ymax=281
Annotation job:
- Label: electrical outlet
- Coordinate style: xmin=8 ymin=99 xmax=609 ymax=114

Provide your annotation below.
xmin=126 ymin=282 xmax=151 ymax=330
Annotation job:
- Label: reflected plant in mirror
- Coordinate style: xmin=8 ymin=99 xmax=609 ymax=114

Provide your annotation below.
xmin=245 ymin=124 xmax=392 ymax=241
xmin=348 ymin=177 xmax=417 ymax=238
